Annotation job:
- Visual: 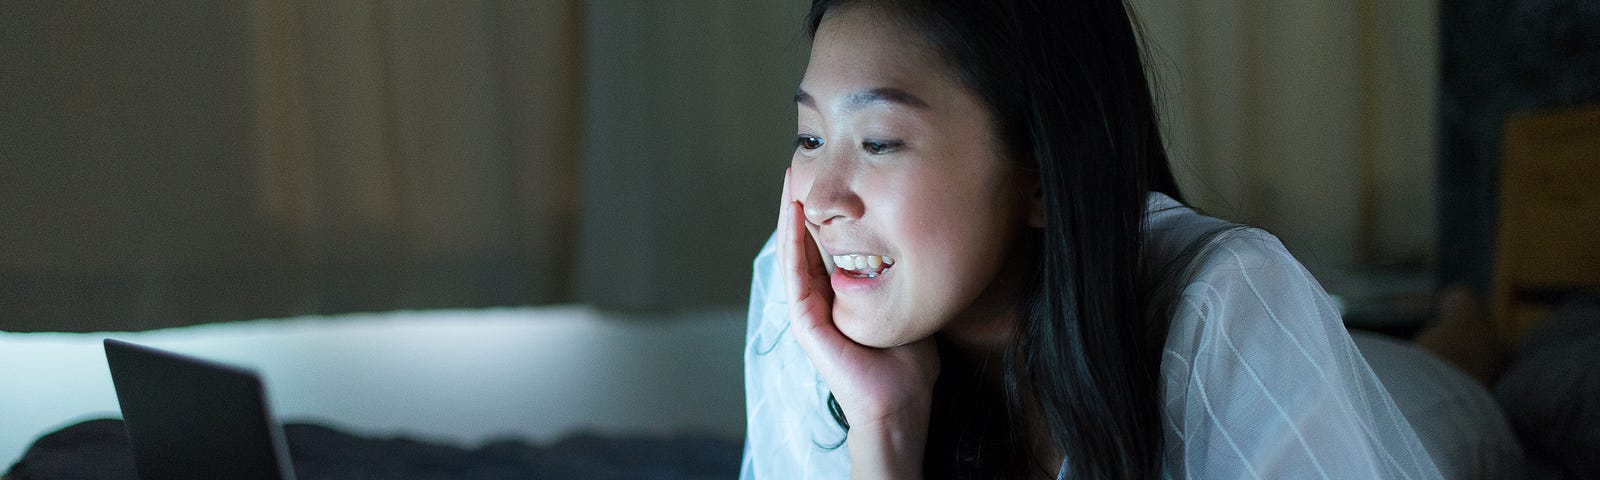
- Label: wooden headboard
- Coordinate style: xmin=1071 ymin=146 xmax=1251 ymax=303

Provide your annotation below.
xmin=1491 ymin=103 xmax=1600 ymax=348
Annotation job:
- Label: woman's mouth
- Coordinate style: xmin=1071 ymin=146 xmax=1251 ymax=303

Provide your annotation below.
xmin=830 ymin=254 xmax=895 ymax=278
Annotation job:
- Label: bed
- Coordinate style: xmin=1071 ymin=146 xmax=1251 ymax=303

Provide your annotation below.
xmin=1 ymin=305 xmax=747 ymax=479
xmin=2 ymin=306 xmax=1554 ymax=480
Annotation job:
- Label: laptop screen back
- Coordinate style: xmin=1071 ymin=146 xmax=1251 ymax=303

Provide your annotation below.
xmin=103 ymin=339 xmax=296 ymax=480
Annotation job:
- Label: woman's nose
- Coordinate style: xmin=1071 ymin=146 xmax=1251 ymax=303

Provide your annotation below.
xmin=802 ymin=156 xmax=865 ymax=227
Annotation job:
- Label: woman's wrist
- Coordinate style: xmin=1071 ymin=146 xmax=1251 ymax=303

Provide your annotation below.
xmin=846 ymin=401 xmax=931 ymax=479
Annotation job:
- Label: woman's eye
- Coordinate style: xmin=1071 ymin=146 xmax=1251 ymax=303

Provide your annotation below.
xmin=795 ymin=135 xmax=824 ymax=150
xmin=862 ymin=139 xmax=904 ymax=155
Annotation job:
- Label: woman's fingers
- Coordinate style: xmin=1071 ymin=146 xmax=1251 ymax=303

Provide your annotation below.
xmin=783 ymin=198 xmax=824 ymax=328
xmin=777 ymin=169 xmax=851 ymax=378
xmin=784 ymin=203 xmax=863 ymax=381
xmin=780 ymin=169 xmax=824 ymax=319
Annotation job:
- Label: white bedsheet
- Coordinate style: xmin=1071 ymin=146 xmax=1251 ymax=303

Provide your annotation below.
xmin=0 ymin=305 xmax=746 ymax=468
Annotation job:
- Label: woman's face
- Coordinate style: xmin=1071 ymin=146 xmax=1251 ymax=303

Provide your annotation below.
xmin=792 ymin=5 xmax=1036 ymax=348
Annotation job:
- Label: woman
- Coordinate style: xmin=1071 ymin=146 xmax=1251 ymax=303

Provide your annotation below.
xmin=743 ymin=0 xmax=1443 ymax=478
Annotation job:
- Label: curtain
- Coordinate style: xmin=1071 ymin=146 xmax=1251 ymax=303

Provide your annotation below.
xmin=253 ymin=0 xmax=807 ymax=316
xmin=248 ymin=0 xmax=586 ymax=316
xmin=574 ymin=0 xmax=805 ymax=311
xmin=1 ymin=0 xmax=805 ymax=332
xmin=1131 ymin=0 xmax=1440 ymax=293
xmin=2 ymin=1 xmax=589 ymax=331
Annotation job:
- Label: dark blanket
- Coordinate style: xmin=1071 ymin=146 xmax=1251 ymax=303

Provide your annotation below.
xmin=4 ymin=419 xmax=741 ymax=480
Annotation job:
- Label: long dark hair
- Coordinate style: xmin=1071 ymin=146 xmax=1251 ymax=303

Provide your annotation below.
xmin=805 ymin=0 xmax=1184 ymax=478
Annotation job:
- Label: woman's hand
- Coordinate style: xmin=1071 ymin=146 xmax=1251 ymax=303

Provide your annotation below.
xmin=777 ymin=169 xmax=940 ymax=478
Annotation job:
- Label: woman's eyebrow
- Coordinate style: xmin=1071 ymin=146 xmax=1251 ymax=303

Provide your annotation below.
xmin=794 ymin=87 xmax=930 ymax=113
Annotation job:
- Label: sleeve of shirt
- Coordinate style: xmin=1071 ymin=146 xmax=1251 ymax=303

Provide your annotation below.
xmin=1158 ymin=229 xmax=1443 ymax=480
xmin=740 ymin=230 xmax=850 ymax=480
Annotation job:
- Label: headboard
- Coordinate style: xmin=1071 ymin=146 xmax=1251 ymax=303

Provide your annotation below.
xmin=1491 ymin=102 xmax=1600 ymax=348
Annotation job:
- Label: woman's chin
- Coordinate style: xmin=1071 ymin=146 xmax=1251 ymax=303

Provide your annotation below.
xmin=832 ymin=307 xmax=924 ymax=348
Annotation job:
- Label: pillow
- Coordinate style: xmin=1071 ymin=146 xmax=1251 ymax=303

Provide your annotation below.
xmin=1351 ymin=330 xmax=1524 ymax=479
xmin=1494 ymin=293 xmax=1600 ymax=479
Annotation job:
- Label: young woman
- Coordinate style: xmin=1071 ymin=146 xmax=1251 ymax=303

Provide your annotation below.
xmin=743 ymin=0 xmax=1443 ymax=478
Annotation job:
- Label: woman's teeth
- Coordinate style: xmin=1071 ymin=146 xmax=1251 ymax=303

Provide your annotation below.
xmin=831 ymin=254 xmax=894 ymax=277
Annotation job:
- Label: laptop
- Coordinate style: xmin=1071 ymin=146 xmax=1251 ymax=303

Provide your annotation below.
xmin=103 ymin=338 xmax=297 ymax=480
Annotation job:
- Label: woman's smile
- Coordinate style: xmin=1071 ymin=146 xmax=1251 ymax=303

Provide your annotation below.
xmin=829 ymin=260 xmax=893 ymax=293
xmin=816 ymin=237 xmax=897 ymax=292
xmin=830 ymin=253 xmax=895 ymax=278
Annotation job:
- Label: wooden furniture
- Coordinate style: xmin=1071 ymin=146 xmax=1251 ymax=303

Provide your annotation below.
xmin=1491 ymin=103 xmax=1600 ymax=348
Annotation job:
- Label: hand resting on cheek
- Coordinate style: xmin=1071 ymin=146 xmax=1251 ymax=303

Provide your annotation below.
xmin=777 ymin=168 xmax=940 ymax=479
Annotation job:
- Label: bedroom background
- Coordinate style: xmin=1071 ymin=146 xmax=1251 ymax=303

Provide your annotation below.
xmin=2 ymin=0 xmax=1457 ymax=333
xmin=2 ymin=0 xmax=1596 ymax=476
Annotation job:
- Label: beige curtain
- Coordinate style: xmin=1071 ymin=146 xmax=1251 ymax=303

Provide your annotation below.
xmin=1 ymin=0 xmax=805 ymax=331
xmin=0 ymin=2 xmax=587 ymax=331
xmin=248 ymin=0 xmax=585 ymax=315
xmin=1131 ymin=0 xmax=1439 ymax=295
xmin=252 ymin=0 xmax=809 ymax=314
